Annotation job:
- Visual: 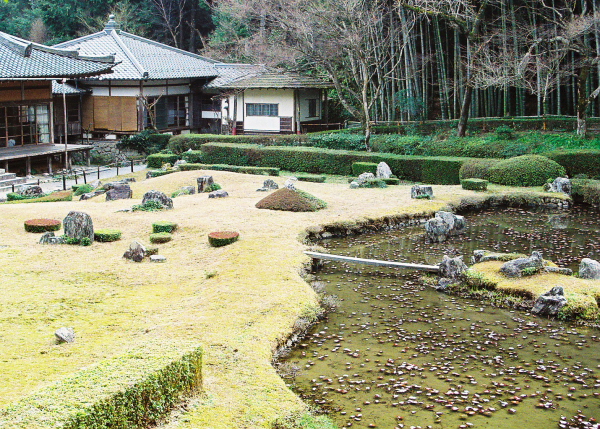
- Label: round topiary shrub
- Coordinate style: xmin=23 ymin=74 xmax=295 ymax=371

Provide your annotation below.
xmin=152 ymin=221 xmax=178 ymax=234
xmin=24 ymin=219 xmax=61 ymax=233
xmin=488 ymin=155 xmax=566 ymax=187
xmin=149 ymin=232 xmax=173 ymax=244
xmin=94 ymin=229 xmax=122 ymax=242
xmin=255 ymin=188 xmax=327 ymax=212
xmin=459 ymin=159 xmax=500 ymax=180
xmin=208 ymin=231 xmax=239 ymax=247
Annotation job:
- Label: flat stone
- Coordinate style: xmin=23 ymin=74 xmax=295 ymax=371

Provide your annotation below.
xmin=544 ymin=266 xmax=573 ymax=276
xmin=208 ymin=190 xmax=229 ymax=198
xmin=55 ymin=327 xmax=75 ymax=344
xmin=106 ymin=184 xmax=132 ymax=201
xmin=500 ymin=251 xmax=545 ymax=278
xmin=150 ymin=255 xmax=167 ymax=263
xmin=39 ymin=232 xmax=65 ymax=245
xmin=579 ymin=258 xmax=600 ymax=279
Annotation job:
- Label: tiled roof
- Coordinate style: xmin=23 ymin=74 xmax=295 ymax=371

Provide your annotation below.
xmin=0 ymin=31 xmax=115 ymax=80
xmin=54 ymin=16 xmax=218 ymax=81
xmin=208 ymin=69 xmax=333 ymax=89
xmin=205 ymin=64 xmax=266 ymax=89
xmin=52 ymin=81 xmax=90 ymax=95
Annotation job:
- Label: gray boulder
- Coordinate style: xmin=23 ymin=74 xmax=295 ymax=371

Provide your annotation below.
xmin=544 ymin=266 xmax=573 ymax=276
xmin=20 ymin=185 xmax=44 ymax=197
xmin=376 ymin=162 xmax=393 ymax=179
xmin=197 ymin=176 xmax=214 ymax=193
xmin=208 ymin=190 xmax=229 ymax=198
xmin=105 ymin=184 xmax=132 ymax=201
xmin=349 ymin=181 xmax=360 ymax=189
xmin=39 ymin=232 xmax=65 ymax=245
xmin=425 ymin=211 xmax=465 ymax=242
xmin=438 ymin=255 xmax=468 ymax=282
xmin=142 ymin=190 xmax=173 ymax=209
xmin=411 ymin=185 xmax=433 ymax=199
xmin=500 ymin=251 xmax=545 ymax=277
xmin=55 ymin=327 xmax=75 ymax=344
xmin=357 ymin=172 xmax=375 ymax=184
xmin=63 ymin=211 xmax=94 ymax=241
xmin=257 ymin=179 xmax=279 ymax=192
xmin=545 ymin=177 xmax=572 ymax=195
xmin=123 ymin=240 xmax=146 ymax=263
xmin=531 ymin=286 xmax=567 ymax=317
xmin=174 ymin=159 xmax=187 ymax=168
xmin=579 ymin=258 xmax=600 ymax=279
xmin=284 ymin=177 xmax=297 ymax=190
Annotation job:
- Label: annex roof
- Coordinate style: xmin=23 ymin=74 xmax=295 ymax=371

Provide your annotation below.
xmin=54 ymin=15 xmax=218 ymax=81
xmin=208 ymin=68 xmax=333 ymax=90
xmin=0 ymin=31 xmax=115 ymax=80
xmin=52 ymin=81 xmax=90 ymax=95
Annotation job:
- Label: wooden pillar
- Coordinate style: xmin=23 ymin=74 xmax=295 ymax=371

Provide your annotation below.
xmin=47 ymin=156 xmax=53 ymax=175
xmin=294 ymin=89 xmax=301 ymax=134
xmin=86 ymin=150 xmax=91 ymax=167
xmin=4 ymin=161 xmax=8 ymax=172
xmin=25 ymin=157 xmax=31 ymax=176
xmin=323 ymin=89 xmax=329 ymax=126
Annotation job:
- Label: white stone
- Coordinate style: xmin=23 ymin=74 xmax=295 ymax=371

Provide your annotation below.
xmin=150 ymin=255 xmax=167 ymax=263
xmin=376 ymin=162 xmax=393 ymax=179
xmin=55 ymin=327 xmax=75 ymax=343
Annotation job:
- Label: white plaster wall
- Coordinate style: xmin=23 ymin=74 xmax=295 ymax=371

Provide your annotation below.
xmin=299 ymin=89 xmax=322 ymax=121
xmin=89 ymin=79 xmax=190 ymax=97
xmin=242 ymin=89 xmax=294 ymax=132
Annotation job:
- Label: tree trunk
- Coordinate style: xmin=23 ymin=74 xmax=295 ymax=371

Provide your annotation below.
xmin=457 ymin=85 xmax=474 ymax=137
xmin=577 ymin=65 xmax=592 ymax=137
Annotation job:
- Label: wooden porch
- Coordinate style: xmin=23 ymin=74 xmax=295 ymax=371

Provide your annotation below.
xmin=0 ymin=144 xmax=93 ymax=175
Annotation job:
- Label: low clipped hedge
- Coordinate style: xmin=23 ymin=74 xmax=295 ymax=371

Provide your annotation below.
xmin=146 ymin=154 xmax=180 ymax=169
xmin=24 ymin=218 xmax=61 ymax=233
xmin=200 ymin=143 xmax=468 ymax=185
xmin=146 ymin=169 xmax=177 ymax=178
xmin=152 ymin=221 xmax=178 ymax=233
xmin=571 ymin=178 xmax=600 ymax=207
xmin=459 ymin=158 xmax=500 ymax=180
xmin=208 ymin=231 xmax=239 ymax=247
xmin=149 ymin=232 xmax=173 ymax=244
xmin=461 ymin=178 xmax=488 ymax=191
xmin=181 ymin=150 xmax=204 ymax=163
xmin=488 ymin=155 xmax=566 ymax=187
xmin=296 ymin=174 xmax=326 ymax=183
xmin=2 ymin=342 xmax=202 ymax=429
xmin=382 ymin=177 xmax=400 ymax=185
xmin=94 ymin=229 xmax=122 ymax=242
xmin=545 ymin=150 xmax=600 ymax=178
xmin=178 ymin=163 xmax=280 ymax=176
xmin=352 ymin=162 xmax=378 ymax=175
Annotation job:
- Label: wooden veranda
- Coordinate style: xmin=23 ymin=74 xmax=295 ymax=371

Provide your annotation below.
xmin=0 ymin=144 xmax=92 ymax=175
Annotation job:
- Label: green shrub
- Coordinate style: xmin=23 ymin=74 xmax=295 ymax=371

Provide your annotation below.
xmin=200 ymin=143 xmax=466 ymax=184
xmin=24 ymin=218 xmax=61 ymax=233
xmin=62 ymin=235 xmax=91 ymax=246
xmin=382 ymin=177 xmax=400 ymax=185
xmin=94 ymin=229 xmax=122 ymax=242
xmin=73 ymin=184 xmax=94 ymax=196
xmin=178 ymin=163 xmax=280 ymax=176
xmin=6 ymin=190 xmax=72 ymax=204
xmin=459 ymin=159 xmax=500 ymax=180
xmin=545 ymin=150 xmax=600 ymax=179
xmin=181 ymin=150 xmax=204 ymax=163
xmin=461 ymin=178 xmax=488 ymax=191
xmin=352 ymin=162 xmax=378 ymax=176
xmin=571 ymin=178 xmax=600 ymax=206
xmin=118 ymin=130 xmax=171 ymax=155
xmin=146 ymin=170 xmax=177 ymax=178
xmin=132 ymin=200 xmax=166 ymax=212
xmin=488 ymin=155 xmax=566 ymax=187
xmin=208 ymin=231 xmax=240 ymax=247
xmin=357 ymin=178 xmax=388 ymax=188
xmin=7 ymin=192 xmax=38 ymax=201
xmin=80 ymin=237 xmax=92 ymax=246
xmin=204 ymin=183 xmax=222 ymax=193
xmin=147 ymin=133 xmax=171 ymax=153
xmin=152 ymin=221 xmax=178 ymax=234
xmin=146 ymin=154 xmax=180 ymax=169
xmin=370 ymin=135 xmax=426 ymax=155
xmin=255 ymin=188 xmax=327 ymax=212
xmin=167 ymin=134 xmax=301 ymax=153
xmin=495 ymin=125 xmax=514 ymax=140
xmin=296 ymin=174 xmax=326 ymax=183
xmin=149 ymin=232 xmax=173 ymax=244
xmin=306 ymin=133 xmax=366 ymax=151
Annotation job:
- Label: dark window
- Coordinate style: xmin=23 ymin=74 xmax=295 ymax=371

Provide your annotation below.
xmin=247 ymin=103 xmax=279 ymax=117
xmin=146 ymin=95 xmax=187 ymax=130
xmin=0 ymin=103 xmax=50 ymax=147
xmin=308 ymin=99 xmax=318 ymax=117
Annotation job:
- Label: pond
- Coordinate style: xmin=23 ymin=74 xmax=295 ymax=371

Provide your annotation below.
xmin=282 ymin=206 xmax=600 ymax=429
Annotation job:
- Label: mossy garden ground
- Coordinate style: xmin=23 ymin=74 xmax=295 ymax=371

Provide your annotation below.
xmin=0 ymin=169 xmax=596 ymax=428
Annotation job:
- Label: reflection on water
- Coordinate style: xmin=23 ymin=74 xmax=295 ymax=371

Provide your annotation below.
xmin=283 ymin=207 xmax=600 ymax=429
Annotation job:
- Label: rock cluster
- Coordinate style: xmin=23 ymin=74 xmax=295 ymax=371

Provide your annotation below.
xmin=39 ymin=232 xmax=65 ymax=245
xmin=411 ymin=185 xmax=433 ymax=199
xmin=123 ymin=240 xmax=146 ymax=262
xmin=350 ymin=172 xmax=375 ymax=189
xmin=545 ymin=177 xmax=571 ymax=195
xmin=142 ymin=190 xmax=173 ymax=209
xmin=257 ymin=179 xmax=279 ymax=192
xmin=436 ymin=255 xmax=468 ymax=291
xmin=500 ymin=251 xmax=545 ymax=277
xmin=531 ymin=286 xmax=567 ymax=317
xmin=284 ymin=177 xmax=297 ymax=190
xmin=425 ymin=211 xmax=466 ymax=243
xmin=208 ymin=190 xmax=229 ymax=198
xmin=197 ymin=176 xmax=214 ymax=193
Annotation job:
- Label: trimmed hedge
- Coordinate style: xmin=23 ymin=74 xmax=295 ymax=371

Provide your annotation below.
xmin=352 ymin=162 xmax=378 ymax=176
xmin=488 ymin=155 xmax=566 ymax=187
xmin=199 ymin=143 xmax=467 ymax=184
xmin=571 ymin=178 xmax=600 ymax=207
xmin=459 ymin=158 xmax=500 ymax=180
xmin=382 ymin=177 xmax=400 ymax=185
xmin=24 ymin=218 xmax=61 ymax=233
xmin=545 ymin=150 xmax=600 ymax=178
xmin=296 ymin=174 xmax=326 ymax=183
xmin=152 ymin=221 xmax=178 ymax=233
xmin=461 ymin=178 xmax=488 ymax=191
xmin=6 ymin=190 xmax=73 ymax=204
xmin=149 ymin=232 xmax=173 ymax=243
xmin=167 ymin=134 xmax=304 ymax=153
xmin=208 ymin=231 xmax=239 ymax=247
xmin=94 ymin=229 xmax=122 ymax=242
xmin=178 ymin=163 xmax=280 ymax=176
xmin=181 ymin=150 xmax=204 ymax=163
xmin=146 ymin=169 xmax=177 ymax=178
xmin=2 ymin=342 xmax=202 ymax=429
xmin=146 ymin=154 xmax=180 ymax=169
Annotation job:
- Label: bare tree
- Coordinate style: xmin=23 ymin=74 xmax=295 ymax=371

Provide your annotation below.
xmin=151 ymin=0 xmax=189 ymax=48
xmin=29 ymin=17 xmax=48 ymax=43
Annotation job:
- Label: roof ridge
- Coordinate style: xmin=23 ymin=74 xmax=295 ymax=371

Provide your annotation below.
xmin=53 ymin=32 xmax=105 ymax=49
xmin=109 ymin=31 xmax=147 ymax=78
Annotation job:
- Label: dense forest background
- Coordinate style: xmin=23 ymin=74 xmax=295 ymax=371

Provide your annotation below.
xmin=2 ymin=0 xmax=600 ymax=136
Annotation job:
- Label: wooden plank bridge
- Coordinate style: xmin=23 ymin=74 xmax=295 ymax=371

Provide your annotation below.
xmin=304 ymin=251 xmax=440 ymax=273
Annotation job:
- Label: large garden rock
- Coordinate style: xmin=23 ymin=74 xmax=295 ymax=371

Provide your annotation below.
xmin=545 ymin=177 xmax=572 ymax=195
xmin=579 ymin=258 xmax=600 ymax=279
xmin=208 ymin=190 xmax=229 ymax=198
xmin=105 ymin=184 xmax=132 ymax=201
xmin=411 ymin=185 xmax=433 ymax=199
xmin=123 ymin=240 xmax=146 ymax=262
xmin=376 ymin=162 xmax=393 ymax=179
xmin=20 ymin=185 xmax=44 ymax=197
xmin=63 ymin=211 xmax=94 ymax=241
xmin=39 ymin=232 xmax=65 ymax=245
xmin=531 ymin=286 xmax=567 ymax=317
xmin=142 ymin=190 xmax=173 ymax=209
xmin=425 ymin=211 xmax=465 ymax=242
xmin=284 ymin=177 xmax=297 ymax=190
xmin=438 ymin=255 xmax=468 ymax=285
xmin=197 ymin=176 xmax=214 ymax=193
xmin=259 ymin=179 xmax=279 ymax=191
xmin=55 ymin=327 xmax=75 ymax=344
xmin=500 ymin=251 xmax=545 ymax=277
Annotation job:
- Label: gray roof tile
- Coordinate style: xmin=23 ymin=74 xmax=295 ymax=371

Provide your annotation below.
xmin=209 ymin=70 xmax=333 ymax=89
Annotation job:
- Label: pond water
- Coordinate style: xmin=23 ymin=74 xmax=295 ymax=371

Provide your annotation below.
xmin=282 ymin=206 xmax=600 ymax=429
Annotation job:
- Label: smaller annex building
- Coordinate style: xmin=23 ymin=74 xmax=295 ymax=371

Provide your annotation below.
xmin=0 ymin=31 xmax=115 ymax=174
